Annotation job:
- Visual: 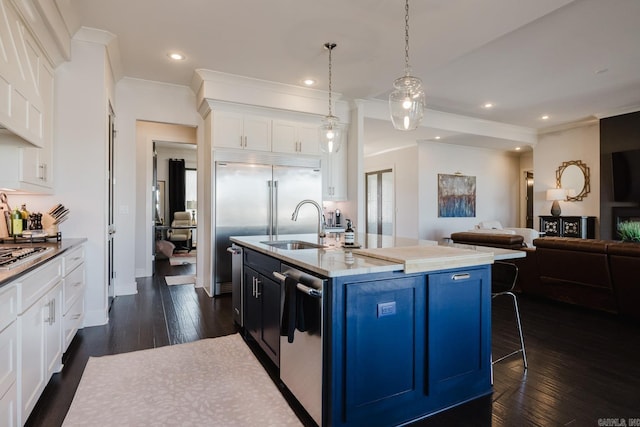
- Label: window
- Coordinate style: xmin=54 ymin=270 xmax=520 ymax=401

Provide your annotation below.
xmin=185 ymin=168 xmax=197 ymax=222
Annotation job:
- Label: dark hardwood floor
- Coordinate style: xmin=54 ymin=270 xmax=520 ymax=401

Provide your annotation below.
xmin=25 ymin=260 xmax=640 ymax=427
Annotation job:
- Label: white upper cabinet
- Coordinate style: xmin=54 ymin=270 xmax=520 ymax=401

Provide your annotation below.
xmin=0 ymin=0 xmax=54 ymax=192
xmin=272 ymin=120 xmax=320 ymax=155
xmin=212 ymin=111 xmax=271 ymax=152
xmin=0 ymin=0 xmax=52 ymax=149
xmin=322 ymin=139 xmax=348 ymax=201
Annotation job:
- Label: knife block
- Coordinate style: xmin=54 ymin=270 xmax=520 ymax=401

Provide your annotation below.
xmin=42 ymin=213 xmax=59 ymax=236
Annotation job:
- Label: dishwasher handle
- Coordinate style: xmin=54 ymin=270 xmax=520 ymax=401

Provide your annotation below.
xmin=227 ymin=246 xmax=242 ymax=255
xmin=273 ymin=271 xmax=323 ymax=299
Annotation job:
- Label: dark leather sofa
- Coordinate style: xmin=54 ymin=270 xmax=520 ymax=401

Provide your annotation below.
xmin=449 ymin=232 xmax=525 ymax=249
xmin=533 ymin=237 xmax=617 ymax=313
xmin=450 ymin=233 xmax=640 ymax=321
xmin=608 ymin=242 xmax=640 ymax=321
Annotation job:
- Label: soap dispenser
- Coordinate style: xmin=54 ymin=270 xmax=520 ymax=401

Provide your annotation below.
xmin=344 ymin=219 xmax=355 ymax=246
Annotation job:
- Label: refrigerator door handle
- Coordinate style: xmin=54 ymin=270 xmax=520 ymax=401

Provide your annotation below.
xmin=273 ymin=180 xmax=278 ymax=236
xmin=267 ymin=180 xmax=273 ymax=236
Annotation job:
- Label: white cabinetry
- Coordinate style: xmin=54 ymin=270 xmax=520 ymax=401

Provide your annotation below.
xmin=322 ymin=140 xmax=347 ymax=201
xmin=212 ymin=111 xmax=271 ymax=151
xmin=16 ymin=258 xmax=62 ymax=426
xmin=62 ymin=246 xmax=85 ymax=351
xmin=0 ymin=0 xmax=52 ymax=148
xmin=0 ymin=0 xmax=55 ymax=192
xmin=0 ymin=284 xmax=17 ymax=427
xmin=272 ymin=120 xmax=320 ymax=155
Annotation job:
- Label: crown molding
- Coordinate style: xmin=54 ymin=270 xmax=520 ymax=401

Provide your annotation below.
xmin=537 ymin=116 xmax=599 ymax=135
xmin=358 ymin=98 xmax=537 ymax=145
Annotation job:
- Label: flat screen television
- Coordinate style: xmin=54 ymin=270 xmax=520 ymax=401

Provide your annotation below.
xmin=611 ymin=148 xmax=640 ymax=202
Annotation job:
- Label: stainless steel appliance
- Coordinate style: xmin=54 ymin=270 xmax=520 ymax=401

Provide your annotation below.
xmin=215 ymin=151 xmax=321 ymax=296
xmin=274 ymin=264 xmax=324 ymax=426
xmin=0 ymin=246 xmax=53 ymax=270
xmin=227 ymin=243 xmax=243 ymax=325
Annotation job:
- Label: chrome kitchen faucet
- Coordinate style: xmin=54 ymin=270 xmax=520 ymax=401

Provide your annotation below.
xmin=291 ymin=200 xmax=326 ymax=238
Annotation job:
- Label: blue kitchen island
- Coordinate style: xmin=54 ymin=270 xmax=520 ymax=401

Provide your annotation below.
xmin=230 ymin=234 xmax=515 ymax=427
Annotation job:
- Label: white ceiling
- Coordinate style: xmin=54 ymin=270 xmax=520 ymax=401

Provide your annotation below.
xmin=60 ymin=0 xmax=640 ymax=155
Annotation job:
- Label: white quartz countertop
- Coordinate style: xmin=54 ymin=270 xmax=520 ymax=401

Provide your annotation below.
xmin=230 ymin=234 xmax=523 ymax=277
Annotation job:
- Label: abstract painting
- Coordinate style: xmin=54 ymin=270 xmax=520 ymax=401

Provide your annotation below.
xmin=438 ymin=174 xmax=476 ymax=217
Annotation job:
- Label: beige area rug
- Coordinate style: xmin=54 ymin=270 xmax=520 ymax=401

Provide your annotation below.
xmin=164 ymin=275 xmax=196 ymax=286
xmin=63 ymin=334 xmax=303 ymax=426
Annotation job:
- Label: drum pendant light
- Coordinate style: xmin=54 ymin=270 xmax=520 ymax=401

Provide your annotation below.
xmin=319 ymin=42 xmax=342 ymax=154
xmin=389 ymin=0 xmax=425 ymax=131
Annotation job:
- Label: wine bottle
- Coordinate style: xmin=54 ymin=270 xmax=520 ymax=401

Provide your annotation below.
xmin=12 ymin=208 xmax=23 ymax=236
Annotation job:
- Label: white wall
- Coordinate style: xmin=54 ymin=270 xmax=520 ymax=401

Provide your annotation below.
xmin=533 ymin=123 xmax=600 ymax=233
xmin=364 ymin=146 xmax=419 ymax=238
xmin=363 ymin=142 xmax=521 ymax=241
xmin=115 ymin=78 xmax=201 ymax=282
xmin=417 ymin=142 xmax=521 ymax=241
xmin=12 ymin=37 xmax=115 ymax=327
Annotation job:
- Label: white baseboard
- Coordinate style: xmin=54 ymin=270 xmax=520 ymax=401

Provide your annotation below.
xmin=115 ymin=280 xmax=138 ymax=296
xmin=83 ymin=308 xmax=109 ymax=327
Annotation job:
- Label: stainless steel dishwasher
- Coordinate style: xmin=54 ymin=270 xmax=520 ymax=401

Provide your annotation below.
xmin=227 ymin=244 xmax=243 ymax=326
xmin=274 ymin=264 xmax=324 ymax=426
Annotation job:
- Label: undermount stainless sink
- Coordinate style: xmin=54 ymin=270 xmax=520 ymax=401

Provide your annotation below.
xmin=260 ymin=240 xmax=325 ymax=250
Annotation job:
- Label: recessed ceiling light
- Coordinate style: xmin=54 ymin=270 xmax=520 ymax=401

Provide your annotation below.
xmin=434 ymin=136 xmax=441 ymax=140
xmin=168 ymin=52 xmax=185 ymax=61
xmin=302 ymin=79 xmax=316 ymax=86
xmin=515 ymin=147 xmax=521 ymax=151
xmin=483 ymin=103 xmax=494 ymax=109
xmin=541 ymin=115 xmax=550 ymax=120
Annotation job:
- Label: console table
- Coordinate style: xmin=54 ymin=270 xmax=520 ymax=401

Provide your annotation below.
xmin=539 ymin=216 xmax=596 ymax=239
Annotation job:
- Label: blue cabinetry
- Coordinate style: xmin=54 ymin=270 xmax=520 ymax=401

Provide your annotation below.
xmin=327 ymin=266 xmax=492 ymax=427
xmin=243 ymin=251 xmax=281 ymax=367
xmin=238 ymin=245 xmax=493 ymax=427
xmin=344 ymin=276 xmax=426 ymax=422
xmin=427 ymin=269 xmax=492 ymax=407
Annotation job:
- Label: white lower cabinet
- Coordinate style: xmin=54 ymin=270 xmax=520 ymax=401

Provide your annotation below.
xmin=0 ymin=284 xmax=17 ymax=427
xmin=62 ymin=246 xmax=85 ymax=351
xmin=16 ymin=258 xmax=63 ymax=426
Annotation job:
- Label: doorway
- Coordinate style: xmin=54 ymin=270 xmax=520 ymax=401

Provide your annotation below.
xmin=107 ymin=103 xmax=115 ymax=309
xmin=366 ymin=169 xmax=394 ymax=236
xmin=153 ymin=140 xmax=197 ymax=275
xmin=525 ymin=171 xmax=534 ymax=228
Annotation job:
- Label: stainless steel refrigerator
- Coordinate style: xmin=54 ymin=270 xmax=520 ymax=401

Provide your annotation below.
xmin=214 ymin=151 xmax=322 ymax=299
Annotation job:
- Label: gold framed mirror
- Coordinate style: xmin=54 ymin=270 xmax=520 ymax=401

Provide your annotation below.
xmin=556 ymin=160 xmax=590 ymax=201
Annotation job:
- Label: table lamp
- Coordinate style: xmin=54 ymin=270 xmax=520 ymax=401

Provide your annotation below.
xmin=546 ymin=188 xmax=566 ymax=217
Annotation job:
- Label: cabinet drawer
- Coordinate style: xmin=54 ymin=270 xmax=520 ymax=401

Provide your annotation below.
xmin=63 ymin=296 xmax=84 ymax=352
xmin=63 ymin=265 xmax=84 ymax=314
xmin=63 ymin=246 xmax=84 ymax=276
xmin=244 ymin=249 xmax=280 ymax=277
xmin=0 ymin=321 xmax=16 ymax=400
xmin=16 ymin=258 xmax=62 ymax=313
xmin=0 ymin=381 xmax=16 ymax=427
xmin=0 ymin=285 xmax=17 ymax=333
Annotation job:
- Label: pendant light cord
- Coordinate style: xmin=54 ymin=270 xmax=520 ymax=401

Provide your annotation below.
xmin=404 ymin=0 xmax=410 ymax=73
xmin=325 ymin=42 xmax=336 ymax=117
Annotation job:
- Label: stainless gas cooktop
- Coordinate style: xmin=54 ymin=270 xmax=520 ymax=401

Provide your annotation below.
xmin=0 ymin=246 xmax=53 ymax=270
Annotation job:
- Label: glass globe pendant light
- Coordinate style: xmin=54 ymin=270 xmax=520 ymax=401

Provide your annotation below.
xmin=389 ymin=0 xmax=425 ymax=131
xmin=319 ymin=42 xmax=342 ymax=154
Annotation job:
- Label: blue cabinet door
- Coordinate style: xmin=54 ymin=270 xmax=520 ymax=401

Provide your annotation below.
xmin=342 ymin=275 xmax=426 ymax=424
xmin=427 ymin=267 xmax=492 ymax=403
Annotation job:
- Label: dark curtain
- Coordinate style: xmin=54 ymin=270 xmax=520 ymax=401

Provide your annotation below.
xmin=168 ymin=159 xmax=186 ymax=224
